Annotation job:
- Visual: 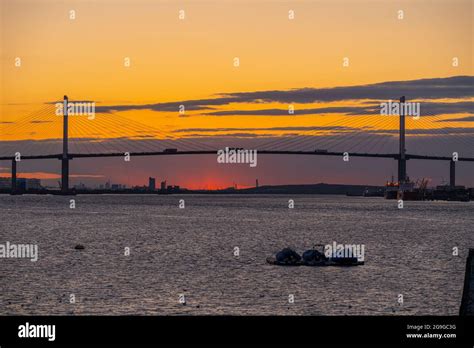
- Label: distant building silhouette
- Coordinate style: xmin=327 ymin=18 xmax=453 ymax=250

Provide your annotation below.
xmin=148 ymin=177 xmax=156 ymax=191
xmin=0 ymin=178 xmax=42 ymax=190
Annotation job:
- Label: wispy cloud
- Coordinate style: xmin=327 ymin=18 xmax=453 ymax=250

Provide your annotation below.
xmin=202 ymin=101 xmax=474 ymax=117
xmin=435 ymin=115 xmax=474 ymax=122
xmin=219 ymin=76 xmax=474 ymax=104
xmin=173 ymin=126 xmax=358 ymax=133
xmin=365 ymin=127 xmax=474 ymax=135
xmin=79 ymin=76 xmax=474 ymax=114
xmin=202 ymin=106 xmax=378 ymax=116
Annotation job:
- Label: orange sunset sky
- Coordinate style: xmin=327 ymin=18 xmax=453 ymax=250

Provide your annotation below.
xmin=0 ymin=0 xmax=473 ymax=188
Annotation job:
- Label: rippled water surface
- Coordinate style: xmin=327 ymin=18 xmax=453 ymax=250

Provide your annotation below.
xmin=0 ymin=194 xmax=472 ymax=315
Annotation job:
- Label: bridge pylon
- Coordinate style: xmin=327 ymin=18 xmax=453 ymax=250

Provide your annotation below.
xmin=61 ymin=95 xmax=70 ymax=194
xmin=398 ymin=96 xmax=407 ymax=183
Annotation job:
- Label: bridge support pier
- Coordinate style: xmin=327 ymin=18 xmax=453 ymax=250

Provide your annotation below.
xmin=450 ymin=160 xmax=456 ymax=188
xmin=398 ymin=158 xmax=407 ymax=183
xmin=61 ymin=158 xmax=69 ymax=194
xmin=11 ymin=159 xmax=17 ymax=194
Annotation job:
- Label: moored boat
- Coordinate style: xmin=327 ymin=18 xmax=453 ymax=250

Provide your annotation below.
xmin=267 ymin=245 xmax=364 ymax=267
xmin=384 ymin=176 xmax=428 ymax=201
xmin=266 ymin=256 xmax=364 ymax=267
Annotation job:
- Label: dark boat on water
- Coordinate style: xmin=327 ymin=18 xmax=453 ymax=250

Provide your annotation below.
xmin=266 ymin=245 xmax=364 ymax=267
xmin=384 ymin=177 xmax=428 ymax=201
xmin=266 ymin=256 xmax=363 ymax=267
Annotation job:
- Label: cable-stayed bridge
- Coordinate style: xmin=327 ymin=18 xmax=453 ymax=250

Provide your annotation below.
xmin=1 ymin=96 xmax=473 ymax=194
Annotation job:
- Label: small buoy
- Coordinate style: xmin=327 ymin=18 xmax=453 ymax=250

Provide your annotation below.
xmin=74 ymin=244 xmax=85 ymax=250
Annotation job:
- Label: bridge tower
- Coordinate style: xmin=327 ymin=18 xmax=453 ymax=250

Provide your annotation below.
xmin=61 ymin=95 xmax=70 ymax=193
xmin=398 ymin=96 xmax=407 ymax=183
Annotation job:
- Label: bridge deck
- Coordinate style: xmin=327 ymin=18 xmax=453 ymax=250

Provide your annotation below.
xmin=0 ymin=151 xmax=473 ymax=161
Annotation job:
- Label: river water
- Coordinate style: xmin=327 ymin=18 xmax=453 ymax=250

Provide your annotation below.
xmin=0 ymin=194 xmax=472 ymax=315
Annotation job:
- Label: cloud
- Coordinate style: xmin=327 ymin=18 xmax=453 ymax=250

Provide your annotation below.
xmin=183 ymin=132 xmax=280 ymax=138
xmin=219 ymin=76 xmax=474 ymax=103
xmin=94 ymin=100 xmax=227 ymax=114
xmin=30 ymin=120 xmax=53 ymax=124
xmin=0 ymin=172 xmax=60 ymax=179
xmin=173 ymin=126 xmax=358 ymax=133
xmin=70 ymin=174 xmax=105 ymax=178
xmin=0 ymin=172 xmax=104 ymax=179
xmin=365 ymin=127 xmax=474 ymax=135
xmin=73 ymin=76 xmax=473 ymax=114
xmin=416 ymin=102 xmax=474 ymax=116
xmin=435 ymin=115 xmax=474 ymax=122
xmin=201 ymin=101 xmax=474 ymax=117
xmin=203 ymin=106 xmax=378 ymax=116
